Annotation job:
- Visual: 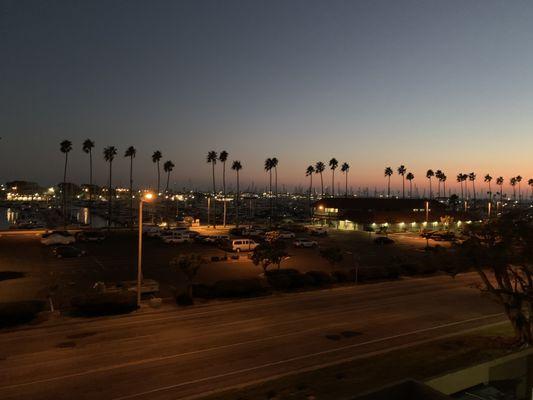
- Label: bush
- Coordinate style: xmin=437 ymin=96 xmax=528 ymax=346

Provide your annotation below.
xmin=192 ymin=284 xmax=213 ymax=299
xmin=331 ymin=270 xmax=350 ymax=283
xmin=176 ymin=293 xmax=194 ymax=306
xmin=305 ymin=271 xmax=332 ymax=287
xmin=213 ymin=278 xmax=270 ymax=298
xmin=71 ymin=291 xmax=137 ymax=316
xmin=266 ymin=269 xmax=304 ymax=291
xmin=0 ymin=300 xmax=46 ymax=328
xmin=399 ymin=263 xmax=438 ymax=276
xmin=354 ymin=266 xmax=401 ymax=282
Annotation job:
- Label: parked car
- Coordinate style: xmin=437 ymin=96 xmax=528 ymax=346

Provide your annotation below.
xmin=53 ymin=245 xmax=86 ymax=258
xmin=293 ymin=238 xmax=318 ymax=248
xmin=161 ymin=231 xmax=193 ymax=244
xmin=143 ymin=226 xmax=162 ymax=238
xmin=203 ymin=234 xmax=230 ymax=244
xmin=76 ymin=230 xmax=105 ymax=242
xmin=309 ymin=227 xmax=328 ymax=236
xmin=374 ymin=236 xmax=395 ymax=245
xmin=230 ymin=238 xmax=259 ymax=252
xmin=41 ymin=231 xmax=76 ymax=246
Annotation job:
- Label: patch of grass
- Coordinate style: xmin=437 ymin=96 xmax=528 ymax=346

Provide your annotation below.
xmin=201 ymin=324 xmax=514 ymax=400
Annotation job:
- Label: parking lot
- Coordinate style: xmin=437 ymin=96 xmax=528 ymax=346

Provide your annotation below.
xmin=0 ymin=227 xmax=447 ymax=309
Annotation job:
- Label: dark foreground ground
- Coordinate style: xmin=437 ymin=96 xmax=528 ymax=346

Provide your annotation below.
xmin=0 ymin=273 xmax=504 ymax=400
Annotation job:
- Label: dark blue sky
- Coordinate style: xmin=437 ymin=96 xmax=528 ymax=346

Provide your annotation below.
xmin=2 ymin=0 xmax=533 ymax=191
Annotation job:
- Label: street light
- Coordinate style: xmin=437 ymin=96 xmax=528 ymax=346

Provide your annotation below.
xmin=137 ymin=191 xmax=155 ymax=307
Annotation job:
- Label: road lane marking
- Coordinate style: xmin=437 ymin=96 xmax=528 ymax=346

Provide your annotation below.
xmin=0 ymin=313 xmax=503 ymax=393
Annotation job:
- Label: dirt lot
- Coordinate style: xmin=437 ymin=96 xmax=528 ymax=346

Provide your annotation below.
xmin=0 ymin=227 xmax=450 ymax=309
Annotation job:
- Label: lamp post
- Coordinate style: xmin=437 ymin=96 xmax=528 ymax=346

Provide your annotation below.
xmin=137 ymin=192 xmax=155 ymax=308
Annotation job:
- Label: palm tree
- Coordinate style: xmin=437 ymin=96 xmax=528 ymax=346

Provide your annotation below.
xmin=306 ymin=165 xmax=315 ymax=214
xmin=271 ymin=157 xmax=279 ymax=217
xmin=219 ymin=151 xmax=229 ymax=226
xmin=264 ymin=158 xmax=274 ymax=222
xmin=484 ymin=174 xmax=493 ymax=201
xmin=384 ymin=167 xmax=393 ymax=197
xmin=440 ymin=174 xmax=447 ymax=197
xmin=496 ymin=176 xmax=504 ymax=202
xmin=406 ymin=172 xmax=414 ymax=198
xmin=510 ymin=177 xmax=517 ymax=200
xmin=461 ymin=173 xmax=469 ymax=198
xmin=528 ymin=178 xmax=533 ymax=201
xmin=103 ymin=146 xmax=117 ymax=228
xmin=329 ymin=158 xmax=338 ymax=197
xmin=206 ymin=151 xmax=218 ymax=227
xmin=163 ymin=160 xmax=175 ymax=192
xmin=426 ymin=170 xmax=434 ymax=199
xmin=231 ymin=161 xmax=242 ymax=227
xmin=397 ymin=165 xmax=406 ymax=198
xmin=435 ymin=170 xmax=443 ymax=197
xmin=315 ymin=161 xmax=325 ymax=197
xmin=60 ymin=140 xmax=72 ymax=225
xmin=516 ymin=175 xmax=523 ymax=202
xmin=124 ymin=146 xmax=136 ymax=227
xmin=152 ymin=151 xmax=162 ymax=194
xmin=456 ymin=173 xmax=464 ymax=199
xmin=341 ymin=162 xmax=350 ymax=197
xmin=468 ymin=172 xmax=477 ymax=201
xmin=82 ymin=139 xmax=95 ymax=201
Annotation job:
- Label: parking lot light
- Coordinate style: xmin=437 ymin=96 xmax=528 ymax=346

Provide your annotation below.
xmin=137 ymin=191 xmax=156 ymax=308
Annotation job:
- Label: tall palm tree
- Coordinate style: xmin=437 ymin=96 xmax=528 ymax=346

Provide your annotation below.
xmin=163 ymin=160 xmax=175 ymax=192
xmin=306 ymin=165 xmax=315 ymax=213
xmin=124 ymin=146 xmax=136 ymax=227
xmin=496 ymin=176 xmax=504 ymax=202
xmin=440 ymin=173 xmax=447 ymax=197
xmin=435 ymin=170 xmax=443 ymax=197
xmin=264 ymin=158 xmax=274 ymax=222
xmin=341 ymin=162 xmax=350 ymax=197
xmin=426 ymin=169 xmax=434 ymax=199
xmin=82 ymin=139 xmax=95 ymax=201
xmin=510 ymin=177 xmax=517 ymax=200
xmin=456 ymin=173 xmax=464 ymax=199
xmin=528 ymin=178 xmax=533 ymax=201
xmin=468 ymin=172 xmax=477 ymax=201
xmin=60 ymin=140 xmax=72 ymax=225
xmin=231 ymin=161 xmax=242 ymax=227
xmin=397 ymin=165 xmax=406 ymax=198
xmin=103 ymin=146 xmax=117 ymax=228
xmin=384 ymin=167 xmax=393 ymax=197
xmin=484 ymin=174 xmax=492 ymax=201
xmin=207 ymin=151 xmax=218 ymax=227
xmin=219 ymin=151 xmax=229 ymax=226
xmin=271 ymin=157 xmax=279 ymax=217
xmin=461 ymin=173 xmax=469 ymax=198
xmin=516 ymin=175 xmax=523 ymax=202
xmin=406 ymin=172 xmax=414 ymax=198
xmin=329 ymin=158 xmax=338 ymax=197
xmin=152 ymin=150 xmax=162 ymax=194
xmin=315 ymin=161 xmax=325 ymax=197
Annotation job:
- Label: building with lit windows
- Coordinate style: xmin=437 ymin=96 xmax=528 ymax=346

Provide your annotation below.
xmin=313 ymin=198 xmax=450 ymax=232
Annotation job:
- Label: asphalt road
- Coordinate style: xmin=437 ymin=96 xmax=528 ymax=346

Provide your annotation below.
xmin=0 ymin=273 xmax=504 ymax=400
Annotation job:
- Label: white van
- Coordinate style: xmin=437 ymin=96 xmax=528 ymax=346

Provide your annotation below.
xmin=161 ymin=231 xmax=192 ymax=244
xmin=231 ymin=239 xmax=259 ymax=252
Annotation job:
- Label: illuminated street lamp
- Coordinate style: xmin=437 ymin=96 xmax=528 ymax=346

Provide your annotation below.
xmin=137 ymin=191 xmax=155 ymax=307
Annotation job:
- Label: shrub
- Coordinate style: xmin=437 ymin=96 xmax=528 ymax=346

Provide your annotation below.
xmin=266 ymin=269 xmax=304 ymax=291
xmin=71 ymin=291 xmax=137 ymax=316
xmin=0 ymin=300 xmax=46 ymax=328
xmin=213 ymin=278 xmax=270 ymax=298
xmin=400 ymin=263 xmax=438 ymax=276
xmin=192 ymin=284 xmax=213 ymax=299
xmin=305 ymin=271 xmax=332 ymax=287
xmin=176 ymin=293 xmax=194 ymax=306
xmin=331 ymin=270 xmax=350 ymax=283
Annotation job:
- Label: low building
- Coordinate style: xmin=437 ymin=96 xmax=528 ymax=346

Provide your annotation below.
xmin=313 ymin=198 xmax=450 ymax=232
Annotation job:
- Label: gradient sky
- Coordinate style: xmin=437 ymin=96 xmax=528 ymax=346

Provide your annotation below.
xmin=1 ymin=0 xmax=533 ymax=193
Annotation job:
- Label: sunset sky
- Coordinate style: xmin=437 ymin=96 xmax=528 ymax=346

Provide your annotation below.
xmin=2 ymin=0 xmax=533 ymax=193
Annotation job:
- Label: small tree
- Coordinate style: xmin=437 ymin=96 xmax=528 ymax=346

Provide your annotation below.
xmin=170 ymin=254 xmax=207 ymax=300
xmin=453 ymin=212 xmax=533 ymax=345
xmin=320 ymin=246 xmax=344 ymax=268
xmin=252 ymin=241 xmax=289 ymax=273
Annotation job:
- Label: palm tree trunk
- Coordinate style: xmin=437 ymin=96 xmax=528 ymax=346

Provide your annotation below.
xmin=157 ymin=161 xmax=161 ymax=194
xmin=269 ymin=170 xmax=273 ymax=225
xmin=222 ymin=162 xmax=226 ymax=227
xmin=429 ymin=178 xmax=432 ymax=199
xmin=108 ymin=161 xmax=113 ymax=229
xmin=320 ymin=173 xmax=324 ymax=197
xmin=402 ymin=177 xmax=405 ymax=199
xmin=274 ymin=167 xmax=278 ymax=220
xmin=89 ymin=150 xmax=93 ymax=226
xmin=409 ymin=181 xmax=413 ymax=198
xmin=211 ymin=162 xmax=216 ymax=228
xmin=500 ymin=185 xmax=503 ymax=202
xmin=63 ymin=153 xmax=68 ymax=227
xmin=345 ymin=172 xmax=348 ymax=198
xmin=309 ymin=174 xmax=313 ymax=217
xmin=235 ymin=170 xmax=240 ymax=227
xmin=387 ymin=176 xmax=391 ymax=197
xmin=129 ymin=156 xmax=133 ymax=229
xmin=332 ymin=171 xmax=335 ymax=198
xmin=472 ymin=182 xmax=476 ymax=201
xmin=460 ymin=182 xmax=463 ymax=200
